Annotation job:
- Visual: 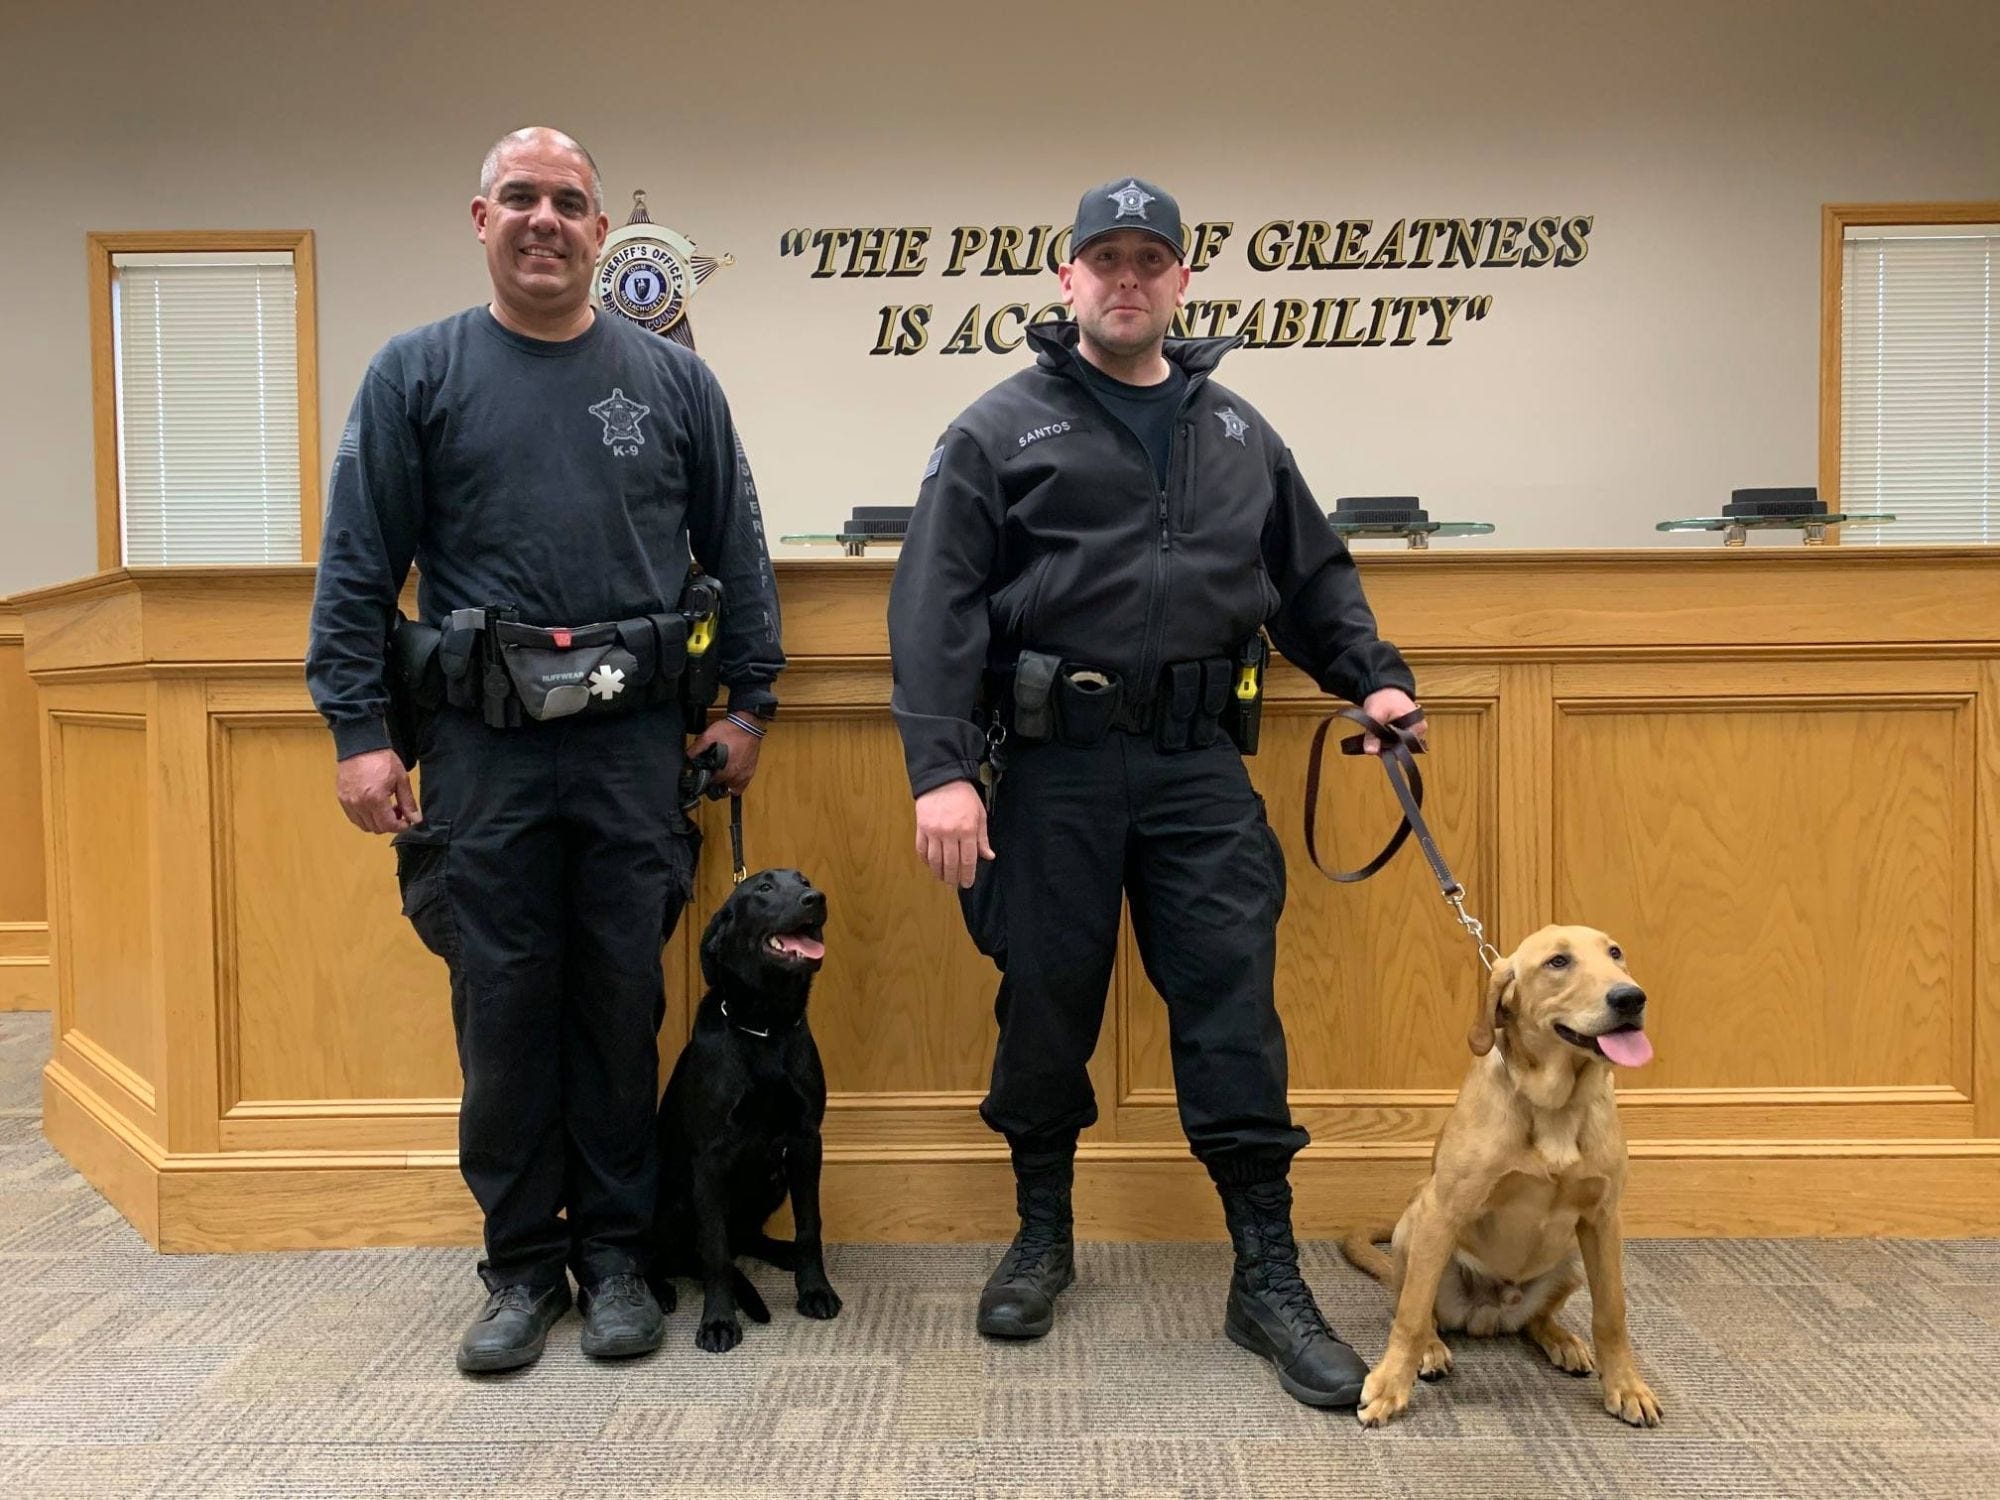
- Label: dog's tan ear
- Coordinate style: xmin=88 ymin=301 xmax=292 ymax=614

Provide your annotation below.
xmin=1470 ymin=960 xmax=1515 ymax=1056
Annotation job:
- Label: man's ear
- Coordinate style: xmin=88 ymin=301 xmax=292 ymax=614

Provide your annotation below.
xmin=1471 ymin=960 xmax=1515 ymax=1056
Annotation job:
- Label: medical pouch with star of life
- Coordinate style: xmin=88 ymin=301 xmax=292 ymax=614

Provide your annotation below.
xmin=491 ymin=616 xmax=688 ymax=723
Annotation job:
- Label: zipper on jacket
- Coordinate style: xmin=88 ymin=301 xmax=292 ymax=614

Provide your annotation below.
xmin=1062 ymin=349 xmax=1213 ymax=699
xmin=1138 ymin=405 xmax=1199 ymax=698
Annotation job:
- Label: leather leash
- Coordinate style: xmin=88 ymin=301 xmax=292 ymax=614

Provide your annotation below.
xmin=1304 ymin=707 xmax=1500 ymax=971
xmin=679 ymin=745 xmax=748 ymax=884
xmin=728 ymin=793 xmax=746 ymax=885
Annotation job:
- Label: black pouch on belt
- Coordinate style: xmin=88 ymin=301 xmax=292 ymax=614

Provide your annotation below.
xmin=1190 ymin=657 xmax=1232 ymax=749
xmin=438 ymin=607 xmax=485 ymax=712
xmin=615 ymin=618 xmax=658 ymax=695
xmin=477 ymin=606 xmax=523 ymax=728
xmin=384 ymin=613 xmax=444 ymax=768
xmin=643 ymin=612 xmax=689 ymax=705
xmin=1055 ymin=666 xmax=1121 ymax=746
xmin=1010 ymin=650 xmax=1061 ymax=742
xmin=1155 ymin=661 xmax=1202 ymax=752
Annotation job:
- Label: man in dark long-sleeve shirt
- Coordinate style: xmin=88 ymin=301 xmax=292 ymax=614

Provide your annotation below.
xmin=887 ymin=177 xmax=1421 ymax=1410
xmin=307 ymin=126 xmax=783 ymax=1375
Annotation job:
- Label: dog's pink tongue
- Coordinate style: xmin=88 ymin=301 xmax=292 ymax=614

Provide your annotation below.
xmin=1597 ymin=1028 xmax=1654 ymax=1068
xmin=782 ymin=934 xmax=826 ymax=961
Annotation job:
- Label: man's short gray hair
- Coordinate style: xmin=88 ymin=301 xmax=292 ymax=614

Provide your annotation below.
xmin=479 ymin=127 xmax=604 ymax=214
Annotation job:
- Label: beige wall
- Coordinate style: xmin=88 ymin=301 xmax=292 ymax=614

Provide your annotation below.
xmin=2 ymin=0 xmax=1997 ymax=594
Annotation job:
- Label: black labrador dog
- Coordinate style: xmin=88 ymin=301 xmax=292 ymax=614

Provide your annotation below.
xmin=650 ymin=867 xmax=842 ymax=1350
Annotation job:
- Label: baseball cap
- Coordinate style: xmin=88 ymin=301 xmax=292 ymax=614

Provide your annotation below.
xmin=1070 ymin=176 xmax=1185 ymax=261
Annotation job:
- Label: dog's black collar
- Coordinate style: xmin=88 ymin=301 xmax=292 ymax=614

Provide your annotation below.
xmin=720 ymin=998 xmax=802 ymax=1040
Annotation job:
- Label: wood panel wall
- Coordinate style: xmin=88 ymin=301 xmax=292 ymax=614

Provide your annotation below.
xmin=0 ymin=600 xmax=51 ymax=1011
xmin=18 ymin=553 xmax=2000 ymax=1250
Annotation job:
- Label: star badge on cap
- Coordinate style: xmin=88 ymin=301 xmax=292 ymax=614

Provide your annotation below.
xmin=1108 ymin=180 xmax=1155 ymax=221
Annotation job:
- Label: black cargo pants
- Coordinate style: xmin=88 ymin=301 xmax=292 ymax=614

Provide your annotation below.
xmin=965 ymin=731 xmax=1309 ymax=1172
xmin=392 ymin=703 xmax=694 ymax=1293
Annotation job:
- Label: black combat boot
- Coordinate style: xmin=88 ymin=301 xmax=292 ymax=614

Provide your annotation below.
xmin=976 ymin=1143 xmax=1076 ymax=1339
xmin=1218 ymin=1176 xmax=1368 ymax=1407
xmin=456 ymin=1281 xmax=572 ymax=1374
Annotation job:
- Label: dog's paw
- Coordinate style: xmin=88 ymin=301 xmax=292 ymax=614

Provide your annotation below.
xmin=1530 ymin=1322 xmax=1594 ymax=1376
xmin=1602 ymin=1371 xmax=1662 ymax=1427
xmin=797 ymin=1283 xmax=842 ymax=1320
xmin=1357 ymin=1366 xmax=1414 ymax=1428
xmin=1418 ymin=1335 xmax=1453 ymax=1381
xmin=696 ymin=1314 xmax=743 ymax=1353
xmin=650 ymin=1280 xmax=678 ymax=1317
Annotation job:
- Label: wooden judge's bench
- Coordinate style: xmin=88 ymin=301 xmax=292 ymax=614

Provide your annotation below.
xmin=14 ymin=550 xmax=2000 ymax=1251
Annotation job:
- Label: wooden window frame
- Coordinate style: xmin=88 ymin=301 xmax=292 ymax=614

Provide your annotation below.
xmin=86 ymin=229 xmax=321 ymax=570
xmin=1819 ymin=202 xmax=2000 ymax=534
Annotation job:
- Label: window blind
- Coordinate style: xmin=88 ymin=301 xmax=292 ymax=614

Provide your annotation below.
xmin=1841 ymin=224 xmax=1998 ymax=545
xmin=113 ymin=251 xmax=302 ymax=564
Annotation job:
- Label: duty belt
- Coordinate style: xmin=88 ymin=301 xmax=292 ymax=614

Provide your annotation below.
xmin=986 ymin=640 xmax=1265 ymax=755
xmin=389 ymin=577 xmax=725 ymax=736
xmin=1106 ymin=694 xmax=1158 ymax=736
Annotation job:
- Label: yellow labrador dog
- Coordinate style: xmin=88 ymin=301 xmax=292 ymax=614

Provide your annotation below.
xmin=1341 ymin=925 xmax=1662 ymax=1429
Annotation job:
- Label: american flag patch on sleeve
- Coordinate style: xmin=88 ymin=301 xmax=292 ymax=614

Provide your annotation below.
xmin=923 ymin=445 xmax=944 ymax=481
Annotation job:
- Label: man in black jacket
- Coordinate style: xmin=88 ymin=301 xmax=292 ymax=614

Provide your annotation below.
xmin=886 ymin=176 xmax=1421 ymax=1409
xmin=307 ymin=127 xmax=784 ymax=1375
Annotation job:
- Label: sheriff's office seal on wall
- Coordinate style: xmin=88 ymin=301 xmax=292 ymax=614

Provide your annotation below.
xmin=598 ymin=230 xmax=689 ymax=332
xmin=594 ymin=190 xmax=734 ymax=350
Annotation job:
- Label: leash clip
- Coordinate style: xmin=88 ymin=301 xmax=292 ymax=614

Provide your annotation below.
xmin=1447 ymin=890 xmax=1502 ymax=973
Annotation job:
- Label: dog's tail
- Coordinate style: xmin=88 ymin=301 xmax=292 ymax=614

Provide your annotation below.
xmin=1339 ymin=1225 xmax=1397 ymax=1284
xmin=732 ymin=1266 xmax=773 ymax=1324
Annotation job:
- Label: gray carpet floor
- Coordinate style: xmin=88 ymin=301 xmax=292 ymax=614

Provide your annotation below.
xmin=2 ymin=1013 xmax=1997 ymax=1498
